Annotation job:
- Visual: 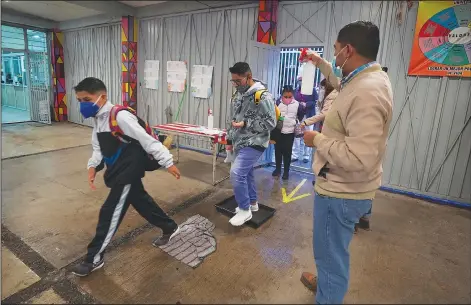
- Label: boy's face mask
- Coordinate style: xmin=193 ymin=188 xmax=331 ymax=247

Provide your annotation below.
xmin=77 ymin=94 xmax=103 ymax=119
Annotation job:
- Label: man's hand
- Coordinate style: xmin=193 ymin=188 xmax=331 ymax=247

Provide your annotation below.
xmin=304 ymin=50 xmax=322 ymax=65
xmin=304 ymin=130 xmax=319 ymax=147
xmin=167 ymin=165 xmax=181 ymax=179
xmin=232 ymin=121 xmax=245 ymax=128
xmin=88 ymin=167 xmax=97 ymax=190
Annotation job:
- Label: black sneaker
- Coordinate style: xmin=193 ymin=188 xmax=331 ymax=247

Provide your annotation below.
xmin=282 ymin=172 xmax=289 ymax=180
xmin=152 ymin=226 xmax=180 ymax=247
xmin=71 ymin=259 xmax=104 ymax=277
xmin=272 ymin=169 xmax=281 ymax=177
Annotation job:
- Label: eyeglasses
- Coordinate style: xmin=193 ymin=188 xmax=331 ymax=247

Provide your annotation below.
xmin=230 ymin=77 xmax=247 ymax=86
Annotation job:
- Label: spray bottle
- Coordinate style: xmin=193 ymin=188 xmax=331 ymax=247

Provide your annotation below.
xmin=299 ymin=48 xmax=315 ymax=95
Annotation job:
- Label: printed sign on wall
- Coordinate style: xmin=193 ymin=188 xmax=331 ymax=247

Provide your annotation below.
xmin=408 ymin=1 xmax=471 ymax=77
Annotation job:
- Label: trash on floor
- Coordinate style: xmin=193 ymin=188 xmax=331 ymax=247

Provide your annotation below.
xmin=159 ymin=214 xmax=216 ymax=268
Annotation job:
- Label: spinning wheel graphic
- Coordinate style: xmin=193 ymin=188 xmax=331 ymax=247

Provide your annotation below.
xmin=418 ymin=2 xmax=471 ymax=66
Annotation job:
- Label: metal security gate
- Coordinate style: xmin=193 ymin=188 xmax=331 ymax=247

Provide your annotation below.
xmin=28 ymin=51 xmax=51 ymax=124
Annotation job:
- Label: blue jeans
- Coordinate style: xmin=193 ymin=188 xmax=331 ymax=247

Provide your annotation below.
xmin=313 ymin=193 xmax=372 ymax=304
xmin=230 ymin=147 xmax=263 ymax=210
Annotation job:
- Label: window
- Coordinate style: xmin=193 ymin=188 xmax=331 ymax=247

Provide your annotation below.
xmin=27 ymin=30 xmax=47 ymax=52
xmin=1 ymin=25 xmax=25 ymax=50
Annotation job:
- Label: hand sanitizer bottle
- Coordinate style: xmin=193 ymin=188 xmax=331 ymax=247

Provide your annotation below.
xmin=207 ymin=108 xmax=214 ymax=129
xmin=301 ymin=60 xmax=315 ymax=95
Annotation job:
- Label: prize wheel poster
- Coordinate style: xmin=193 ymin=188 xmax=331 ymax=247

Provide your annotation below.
xmin=408 ymin=1 xmax=471 ymax=77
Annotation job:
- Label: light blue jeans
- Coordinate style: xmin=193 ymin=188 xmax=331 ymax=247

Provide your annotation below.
xmin=230 ymin=147 xmax=263 ymax=210
xmin=313 ymin=192 xmax=372 ymax=304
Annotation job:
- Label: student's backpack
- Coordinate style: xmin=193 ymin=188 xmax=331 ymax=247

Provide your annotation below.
xmin=254 ymin=89 xmax=281 ymax=121
xmin=108 ymin=105 xmax=169 ymax=171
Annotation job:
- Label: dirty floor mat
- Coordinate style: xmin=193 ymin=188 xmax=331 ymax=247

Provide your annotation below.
xmin=159 ymin=214 xmax=216 ymax=268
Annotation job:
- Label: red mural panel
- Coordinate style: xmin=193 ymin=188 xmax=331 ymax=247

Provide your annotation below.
xmin=51 ymin=31 xmax=67 ymax=122
xmin=257 ymin=0 xmax=278 ymax=45
xmin=121 ymin=16 xmax=138 ymax=110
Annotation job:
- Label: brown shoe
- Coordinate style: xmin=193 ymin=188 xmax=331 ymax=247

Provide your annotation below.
xmin=300 ymin=272 xmax=317 ymax=292
xmin=358 ymin=217 xmax=370 ymax=230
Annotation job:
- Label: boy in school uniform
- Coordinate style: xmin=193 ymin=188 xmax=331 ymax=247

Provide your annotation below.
xmin=71 ymin=77 xmax=181 ymax=277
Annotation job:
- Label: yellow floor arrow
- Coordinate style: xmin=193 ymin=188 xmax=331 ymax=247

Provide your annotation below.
xmin=282 ymin=179 xmax=311 ymax=203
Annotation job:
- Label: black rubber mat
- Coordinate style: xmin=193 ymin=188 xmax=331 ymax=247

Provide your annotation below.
xmin=215 ymin=196 xmax=276 ymax=228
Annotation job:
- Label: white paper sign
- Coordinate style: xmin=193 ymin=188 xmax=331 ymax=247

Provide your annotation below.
xmin=191 ymin=65 xmax=213 ymax=98
xmin=167 ymin=61 xmax=187 ymax=92
xmin=144 ymin=60 xmax=160 ymax=90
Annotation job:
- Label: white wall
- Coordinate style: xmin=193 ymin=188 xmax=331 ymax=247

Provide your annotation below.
xmin=63 ymin=23 xmax=122 ymax=127
xmin=138 ymin=3 xmax=259 ymax=150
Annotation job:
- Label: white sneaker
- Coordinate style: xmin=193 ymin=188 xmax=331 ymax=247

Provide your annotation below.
xmin=235 ymin=202 xmax=259 ymax=213
xmin=229 ymin=209 xmax=252 ymax=226
xmin=224 ymin=151 xmax=235 ymax=163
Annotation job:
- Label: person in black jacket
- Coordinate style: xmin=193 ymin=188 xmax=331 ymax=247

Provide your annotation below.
xmin=71 ymin=77 xmax=181 ymax=277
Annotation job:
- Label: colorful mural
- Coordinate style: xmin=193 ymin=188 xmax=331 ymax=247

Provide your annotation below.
xmin=121 ymin=16 xmax=138 ymax=110
xmin=257 ymin=0 xmax=278 ymax=45
xmin=51 ymin=30 xmax=67 ymax=122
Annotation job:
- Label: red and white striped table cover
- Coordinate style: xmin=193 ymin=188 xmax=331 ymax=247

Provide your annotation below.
xmin=152 ymin=123 xmax=227 ymax=144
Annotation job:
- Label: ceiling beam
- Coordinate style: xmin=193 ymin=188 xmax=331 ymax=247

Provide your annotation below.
xmin=64 ymin=1 xmax=137 ymax=17
xmin=58 ymin=14 xmax=122 ymax=31
xmin=136 ymin=0 xmax=256 ymax=18
xmin=1 ymin=8 xmax=58 ymax=30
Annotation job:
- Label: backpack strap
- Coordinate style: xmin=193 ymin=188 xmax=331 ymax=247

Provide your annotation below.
xmin=253 ymin=89 xmax=280 ymax=121
xmin=109 ymin=105 xmax=135 ymax=141
xmin=254 ymin=89 xmax=268 ymax=105
xmin=109 ymin=105 xmax=159 ymax=141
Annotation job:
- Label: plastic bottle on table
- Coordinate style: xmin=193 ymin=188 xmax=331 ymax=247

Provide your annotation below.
xmin=207 ymin=108 xmax=214 ymax=129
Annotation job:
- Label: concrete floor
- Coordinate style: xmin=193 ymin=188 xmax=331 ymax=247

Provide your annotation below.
xmin=1 ymin=123 xmax=470 ymax=304
xmin=2 ymin=122 xmax=91 ymax=159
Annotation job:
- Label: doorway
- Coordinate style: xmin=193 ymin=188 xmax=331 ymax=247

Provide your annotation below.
xmin=1 ymin=24 xmax=51 ymax=124
xmin=271 ymin=46 xmax=324 ymax=173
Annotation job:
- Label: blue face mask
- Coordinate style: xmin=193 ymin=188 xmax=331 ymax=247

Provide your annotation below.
xmin=331 ymin=58 xmax=343 ymax=78
xmin=79 ymin=95 xmax=102 ymax=119
xmin=331 ymin=46 xmax=348 ymax=78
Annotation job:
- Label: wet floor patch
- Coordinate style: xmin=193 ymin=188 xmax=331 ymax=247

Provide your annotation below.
xmin=159 ymin=215 xmax=217 ymax=268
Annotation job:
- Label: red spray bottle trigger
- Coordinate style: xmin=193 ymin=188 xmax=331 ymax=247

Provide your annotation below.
xmin=299 ymin=48 xmax=309 ymax=62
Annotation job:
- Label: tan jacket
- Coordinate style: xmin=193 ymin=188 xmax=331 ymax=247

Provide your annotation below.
xmin=312 ymin=58 xmax=393 ymax=200
xmin=303 ymin=90 xmax=338 ymax=126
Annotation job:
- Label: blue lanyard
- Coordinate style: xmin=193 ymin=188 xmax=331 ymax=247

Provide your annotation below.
xmin=340 ymin=61 xmax=377 ymax=89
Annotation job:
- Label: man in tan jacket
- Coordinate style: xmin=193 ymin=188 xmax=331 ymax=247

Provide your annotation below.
xmin=300 ymin=21 xmax=393 ymax=304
